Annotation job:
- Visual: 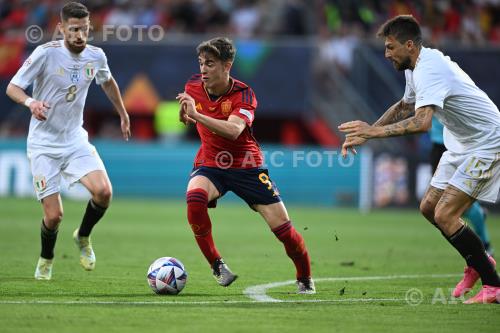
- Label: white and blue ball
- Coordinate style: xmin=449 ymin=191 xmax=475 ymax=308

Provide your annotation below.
xmin=147 ymin=257 xmax=187 ymax=295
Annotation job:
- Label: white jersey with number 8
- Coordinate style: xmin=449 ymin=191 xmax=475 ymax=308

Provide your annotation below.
xmin=10 ymin=39 xmax=111 ymax=152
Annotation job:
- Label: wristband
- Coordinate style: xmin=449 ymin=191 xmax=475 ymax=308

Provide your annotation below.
xmin=24 ymin=97 xmax=34 ymax=108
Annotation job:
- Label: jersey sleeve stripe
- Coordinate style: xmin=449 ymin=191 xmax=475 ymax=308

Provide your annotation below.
xmin=243 ymin=88 xmax=249 ymax=104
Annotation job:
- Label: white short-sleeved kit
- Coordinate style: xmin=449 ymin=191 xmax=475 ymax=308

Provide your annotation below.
xmin=403 ymin=47 xmax=500 ymax=202
xmin=10 ymin=40 xmax=111 ymax=199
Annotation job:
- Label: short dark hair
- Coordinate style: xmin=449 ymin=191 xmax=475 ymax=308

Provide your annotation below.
xmin=377 ymin=15 xmax=422 ymax=46
xmin=60 ymin=2 xmax=89 ymax=21
xmin=196 ymin=37 xmax=236 ymax=62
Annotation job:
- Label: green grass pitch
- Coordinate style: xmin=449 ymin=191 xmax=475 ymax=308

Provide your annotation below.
xmin=1 ymin=197 xmax=499 ymax=332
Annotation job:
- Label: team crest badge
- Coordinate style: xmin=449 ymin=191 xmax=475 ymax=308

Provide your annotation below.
xmin=84 ymin=62 xmax=95 ymax=79
xmin=33 ymin=175 xmax=47 ymax=192
xmin=221 ymin=100 xmax=232 ymax=116
xmin=70 ymin=66 xmax=80 ymax=83
xmin=195 ymin=102 xmax=203 ymax=111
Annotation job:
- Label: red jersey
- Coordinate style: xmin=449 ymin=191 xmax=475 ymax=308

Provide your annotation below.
xmin=185 ymin=75 xmax=263 ymax=169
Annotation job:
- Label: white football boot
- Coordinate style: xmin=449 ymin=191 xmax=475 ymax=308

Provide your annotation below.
xmin=73 ymin=228 xmax=96 ymax=271
xmin=34 ymin=257 xmax=53 ymax=280
xmin=297 ymin=277 xmax=316 ymax=294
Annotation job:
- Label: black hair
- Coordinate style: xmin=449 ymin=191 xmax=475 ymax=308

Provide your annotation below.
xmin=377 ymin=15 xmax=422 ymax=46
xmin=60 ymin=2 xmax=89 ymax=21
xmin=196 ymin=37 xmax=236 ymax=62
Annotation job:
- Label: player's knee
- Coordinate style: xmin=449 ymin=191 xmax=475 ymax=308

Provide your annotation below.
xmin=102 ymin=184 xmax=113 ymax=201
xmin=45 ymin=210 xmax=63 ymax=227
xmin=94 ymin=185 xmax=112 ymax=206
xmin=419 ymin=199 xmax=435 ymax=222
xmin=433 ymin=206 xmax=453 ymax=228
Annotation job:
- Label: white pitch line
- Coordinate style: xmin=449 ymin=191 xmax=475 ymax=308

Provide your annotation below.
xmin=0 ymin=273 xmax=460 ymax=306
xmin=0 ymin=298 xmax=405 ymax=306
xmin=243 ymin=273 xmax=461 ymax=302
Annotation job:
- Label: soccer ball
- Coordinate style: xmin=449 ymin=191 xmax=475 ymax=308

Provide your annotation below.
xmin=147 ymin=257 xmax=188 ymax=295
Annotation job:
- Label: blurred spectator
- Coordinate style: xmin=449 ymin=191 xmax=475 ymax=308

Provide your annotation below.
xmin=318 ymin=23 xmax=361 ymax=72
xmin=0 ymin=0 xmax=29 ymax=31
xmin=442 ymin=1 xmax=461 ymax=38
xmin=164 ymin=0 xmax=198 ymax=33
xmin=280 ymin=0 xmax=309 ymax=35
xmin=196 ymin=0 xmax=230 ymax=34
xmin=136 ymin=0 xmax=162 ymax=27
xmin=461 ymin=3 xmax=485 ymax=44
xmin=388 ymin=0 xmax=419 ymax=19
xmin=229 ymin=0 xmax=261 ymax=38
xmin=490 ymin=23 xmax=500 ymax=43
xmin=26 ymin=1 xmax=50 ymax=28
xmin=103 ymin=1 xmax=135 ymax=27
xmin=0 ymin=0 xmax=498 ymax=45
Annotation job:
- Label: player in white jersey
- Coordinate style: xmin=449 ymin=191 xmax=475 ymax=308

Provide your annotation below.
xmin=6 ymin=2 xmax=130 ymax=280
xmin=338 ymin=15 xmax=500 ymax=304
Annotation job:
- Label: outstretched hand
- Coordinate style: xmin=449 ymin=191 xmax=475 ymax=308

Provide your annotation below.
xmin=338 ymin=120 xmax=376 ymax=138
xmin=338 ymin=120 xmax=373 ymax=157
xmin=340 ymin=136 xmax=366 ymax=157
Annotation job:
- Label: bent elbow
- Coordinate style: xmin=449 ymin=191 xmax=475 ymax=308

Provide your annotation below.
xmin=5 ymin=83 xmax=13 ymax=98
xmin=6 ymin=83 xmax=22 ymax=99
xmin=228 ymin=132 xmax=240 ymax=141
xmin=421 ymin=119 xmax=432 ymax=132
xmin=229 ymin=125 xmax=245 ymax=141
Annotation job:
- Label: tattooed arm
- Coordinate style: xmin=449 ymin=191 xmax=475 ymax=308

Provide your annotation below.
xmin=339 ymin=105 xmax=434 ymax=140
xmin=373 ymin=99 xmax=416 ymax=127
xmin=376 ymin=105 xmax=434 ymax=137
xmin=338 ymin=103 xmax=431 ymax=157
xmin=338 ymin=99 xmax=415 ymax=155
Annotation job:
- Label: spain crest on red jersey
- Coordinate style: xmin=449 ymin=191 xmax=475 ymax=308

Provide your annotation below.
xmin=221 ymin=100 xmax=232 ymax=116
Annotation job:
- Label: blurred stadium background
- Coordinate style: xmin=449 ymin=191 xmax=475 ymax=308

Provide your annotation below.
xmin=1 ymin=0 xmax=500 ymax=210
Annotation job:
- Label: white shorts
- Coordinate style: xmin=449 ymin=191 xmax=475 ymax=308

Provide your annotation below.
xmin=27 ymin=142 xmax=106 ymax=200
xmin=430 ymin=150 xmax=500 ymax=203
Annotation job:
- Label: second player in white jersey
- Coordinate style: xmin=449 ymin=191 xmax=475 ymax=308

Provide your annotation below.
xmin=338 ymin=15 xmax=500 ymax=304
xmin=11 ymin=39 xmax=111 ymax=151
xmin=6 ymin=2 xmax=130 ymax=281
xmin=402 ymin=46 xmax=500 ymax=154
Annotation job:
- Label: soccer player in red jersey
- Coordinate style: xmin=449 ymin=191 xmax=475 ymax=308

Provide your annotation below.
xmin=176 ymin=37 xmax=315 ymax=293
